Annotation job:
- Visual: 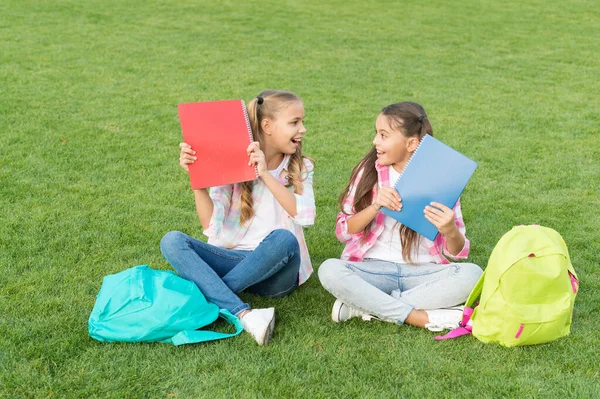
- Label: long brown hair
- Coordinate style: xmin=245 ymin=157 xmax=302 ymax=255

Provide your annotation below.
xmin=339 ymin=102 xmax=433 ymax=263
xmin=239 ymin=90 xmax=312 ymax=224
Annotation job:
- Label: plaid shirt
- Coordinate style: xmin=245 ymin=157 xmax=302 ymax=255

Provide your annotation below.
xmin=336 ymin=161 xmax=470 ymax=263
xmin=204 ymin=155 xmax=315 ymax=284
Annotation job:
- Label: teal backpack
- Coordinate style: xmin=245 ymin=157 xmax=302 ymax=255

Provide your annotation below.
xmin=437 ymin=225 xmax=578 ymax=346
xmin=88 ymin=265 xmax=243 ymax=346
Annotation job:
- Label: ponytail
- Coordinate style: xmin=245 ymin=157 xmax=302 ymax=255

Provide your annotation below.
xmin=245 ymin=97 xmax=261 ymax=145
xmin=418 ymin=114 xmax=432 ymax=138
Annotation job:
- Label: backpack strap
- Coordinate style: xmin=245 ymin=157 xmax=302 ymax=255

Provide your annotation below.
xmin=434 ymin=271 xmax=486 ymax=341
xmin=169 ymin=309 xmax=244 ymax=346
xmin=464 ymin=270 xmax=485 ymax=308
xmin=569 ymin=271 xmax=579 ymax=294
xmin=435 ymin=306 xmax=474 ymax=340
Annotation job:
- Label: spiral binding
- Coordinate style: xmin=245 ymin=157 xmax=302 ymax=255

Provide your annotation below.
xmin=241 ymin=100 xmax=259 ymax=178
xmin=390 ymin=133 xmax=430 ymax=187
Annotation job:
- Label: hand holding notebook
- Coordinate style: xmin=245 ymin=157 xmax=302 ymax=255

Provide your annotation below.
xmin=177 ymin=100 xmax=258 ymax=189
xmin=381 ymin=134 xmax=478 ymax=241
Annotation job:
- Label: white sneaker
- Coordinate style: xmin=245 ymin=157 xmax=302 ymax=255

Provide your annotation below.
xmin=331 ymin=299 xmax=374 ymax=322
xmin=240 ymin=308 xmax=275 ymax=345
xmin=424 ymin=307 xmax=464 ymax=332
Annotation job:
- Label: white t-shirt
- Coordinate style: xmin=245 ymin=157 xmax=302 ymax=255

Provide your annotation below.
xmin=363 ymin=165 xmax=435 ymax=264
xmin=235 ymin=160 xmax=286 ymax=250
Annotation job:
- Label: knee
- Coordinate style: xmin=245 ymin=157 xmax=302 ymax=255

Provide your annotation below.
xmin=268 ymin=282 xmax=298 ymax=299
xmin=160 ymin=231 xmax=187 ymax=254
xmin=318 ymin=259 xmax=345 ymax=290
xmin=458 ymin=263 xmax=484 ymax=286
xmin=268 ymin=229 xmax=300 ymax=252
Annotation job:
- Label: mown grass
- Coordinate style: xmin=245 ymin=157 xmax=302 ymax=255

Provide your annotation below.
xmin=1 ymin=0 xmax=599 ymax=397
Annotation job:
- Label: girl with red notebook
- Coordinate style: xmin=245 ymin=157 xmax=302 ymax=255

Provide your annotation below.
xmin=161 ymin=90 xmax=315 ymax=345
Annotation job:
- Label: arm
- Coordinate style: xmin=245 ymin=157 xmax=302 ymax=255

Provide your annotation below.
xmin=335 ymin=168 xmax=402 ymax=240
xmin=202 ymin=184 xmax=233 ymax=238
xmin=193 ymin=189 xmax=214 ymax=230
xmin=444 ymin=199 xmax=470 ymax=259
xmin=248 ymin=144 xmax=315 ymax=224
xmin=248 ymin=142 xmax=297 ymax=216
xmin=425 ymin=199 xmax=469 ymax=258
xmin=287 ymin=158 xmax=316 ymax=226
xmin=262 ymin=161 xmax=316 ymax=225
xmin=178 ymin=142 xmax=229 ymax=235
xmin=346 ymin=204 xmax=380 ymax=234
xmin=346 ymin=186 xmax=401 ymax=234
xmin=441 ymin=224 xmax=466 ymax=257
xmin=261 ymin=172 xmax=299 ymax=217
xmin=335 ymin=169 xmax=363 ymax=243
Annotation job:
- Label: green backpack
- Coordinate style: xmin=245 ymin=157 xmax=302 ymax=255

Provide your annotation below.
xmin=88 ymin=265 xmax=243 ymax=346
xmin=437 ymin=225 xmax=578 ymax=346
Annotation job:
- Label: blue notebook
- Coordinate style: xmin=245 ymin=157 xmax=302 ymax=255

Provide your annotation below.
xmin=381 ymin=134 xmax=478 ymax=241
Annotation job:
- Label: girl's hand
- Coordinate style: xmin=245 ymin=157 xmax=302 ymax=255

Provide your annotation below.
xmin=424 ymin=202 xmax=459 ymax=237
xmin=179 ymin=142 xmax=197 ymax=172
xmin=247 ymin=141 xmax=267 ymax=177
xmin=374 ymin=187 xmax=402 ymax=211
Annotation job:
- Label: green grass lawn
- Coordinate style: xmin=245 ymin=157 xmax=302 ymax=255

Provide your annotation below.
xmin=1 ymin=0 xmax=599 ymax=397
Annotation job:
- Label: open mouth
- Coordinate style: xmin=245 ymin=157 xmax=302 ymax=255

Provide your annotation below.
xmin=291 ymin=138 xmax=302 ymax=144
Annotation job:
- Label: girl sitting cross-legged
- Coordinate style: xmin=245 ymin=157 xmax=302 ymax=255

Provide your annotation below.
xmin=318 ymin=101 xmax=482 ymax=332
xmin=161 ymin=90 xmax=315 ymax=345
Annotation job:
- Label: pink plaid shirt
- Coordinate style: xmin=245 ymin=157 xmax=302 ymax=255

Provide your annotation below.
xmin=336 ymin=161 xmax=470 ymax=263
xmin=204 ymin=156 xmax=315 ymax=284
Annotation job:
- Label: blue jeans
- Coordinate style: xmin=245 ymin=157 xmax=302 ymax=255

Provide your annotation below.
xmin=318 ymin=258 xmax=483 ymax=324
xmin=160 ymin=229 xmax=301 ymax=315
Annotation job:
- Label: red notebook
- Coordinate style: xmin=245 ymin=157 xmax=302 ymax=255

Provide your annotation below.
xmin=178 ymin=100 xmax=258 ymax=189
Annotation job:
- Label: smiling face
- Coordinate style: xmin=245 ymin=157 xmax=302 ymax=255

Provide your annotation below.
xmin=373 ymin=113 xmax=419 ymax=172
xmin=262 ymin=100 xmax=306 ymax=156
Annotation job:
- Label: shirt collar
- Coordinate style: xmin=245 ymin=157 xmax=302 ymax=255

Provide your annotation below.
xmin=375 ymin=159 xmax=386 ymax=172
xmin=374 ymin=160 xmax=391 ymax=188
xmin=272 ymin=154 xmax=291 ymax=184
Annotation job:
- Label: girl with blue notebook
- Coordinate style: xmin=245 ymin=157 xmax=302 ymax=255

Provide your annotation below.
xmin=319 ymin=102 xmax=482 ymax=332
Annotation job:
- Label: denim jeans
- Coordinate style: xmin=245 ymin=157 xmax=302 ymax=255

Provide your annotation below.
xmin=160 ymin=229 xmax=301 ymax=315
xmin=318 ymin=258 xmax=483 ymax=324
